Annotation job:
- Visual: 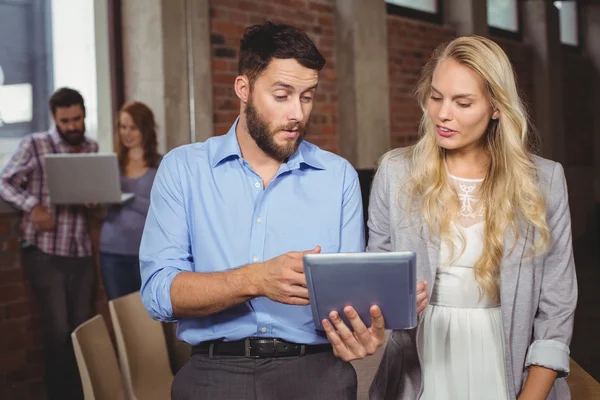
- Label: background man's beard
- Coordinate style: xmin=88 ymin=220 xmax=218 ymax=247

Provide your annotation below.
xmin=57 ymin=125 xmax=85 ymax=146
xmin=245 ymin=99 xmax=308 ymax=162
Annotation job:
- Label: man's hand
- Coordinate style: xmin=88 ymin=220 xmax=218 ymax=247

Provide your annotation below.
xmin=253 ymin=246 xmax=321 ymax=305
xmin=323 ymin=305 xmax=386 ymax=362
xmin=31 ymin=205 xmax=55 ymax=232
xmin=322 ymin=279 xmax=428 ymax=362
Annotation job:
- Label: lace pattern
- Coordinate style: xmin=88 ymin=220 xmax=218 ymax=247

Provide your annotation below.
xmin=448 ymin=173 xmax=485 ymax=228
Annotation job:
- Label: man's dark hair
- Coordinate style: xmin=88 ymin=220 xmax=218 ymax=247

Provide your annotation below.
xmin=238 ymin=21 xmax=326 ymax=85
xmin=49 ymin=87 xmax=85 ymax=115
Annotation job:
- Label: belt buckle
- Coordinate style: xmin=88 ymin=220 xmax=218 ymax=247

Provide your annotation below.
xmin=244 ymin=338 xmax=260 ymax=359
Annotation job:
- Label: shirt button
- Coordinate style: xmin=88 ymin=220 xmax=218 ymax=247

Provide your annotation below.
xmin=260 ymin=327 xmax=267 ymax=333
xmin=253 ymin=256 xmax=259 ymax=263
xmin=256 ymin=217 xmax=262 ymax=223
xmin=254 ymin=182 xmax=261 ymax=188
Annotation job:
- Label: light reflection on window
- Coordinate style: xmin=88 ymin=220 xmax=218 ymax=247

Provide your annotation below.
xmin=487 ymin=0 xmax=519 ymax=33
xmin=554 ymin=1 xmax=578 ymax=46
xmin=0 ymin=82 xmax=33 ymax=125
xmin=385 ymin=0 xmax=438 ymax=13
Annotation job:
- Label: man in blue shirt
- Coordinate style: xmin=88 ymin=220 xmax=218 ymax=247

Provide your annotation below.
xmin=140 ymin=21 xmax=386 ymax=399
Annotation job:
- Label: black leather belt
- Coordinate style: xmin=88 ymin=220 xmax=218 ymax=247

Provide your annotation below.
xmin=192 ymin=338 xmax=333 ymax=358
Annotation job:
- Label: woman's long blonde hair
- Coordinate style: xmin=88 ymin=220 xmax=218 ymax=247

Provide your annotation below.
xmin=406 ymin=35 xmax=551 ymax=300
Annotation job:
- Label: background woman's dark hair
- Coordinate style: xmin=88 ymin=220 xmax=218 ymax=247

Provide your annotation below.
xmin=49 ymin=87 xmax=85 ymax=115
xmin=238 ymin=21 xmax=326 ymax=85
xmin=115 ymin=101 xmax=160 ymax=171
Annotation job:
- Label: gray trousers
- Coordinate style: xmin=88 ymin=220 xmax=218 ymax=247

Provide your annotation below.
xmin=22 ymin=246 xmax=96 ymax=400
xmin=171 ymin=351 xmax=358 ymax=400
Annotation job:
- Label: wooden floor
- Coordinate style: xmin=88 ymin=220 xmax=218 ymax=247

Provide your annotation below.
xmin=568 ymin=359 xmax=600 ymax=399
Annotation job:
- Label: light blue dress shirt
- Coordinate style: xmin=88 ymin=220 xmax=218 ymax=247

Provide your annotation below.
xmin=139 ymin=119 xmax=365 ymax=345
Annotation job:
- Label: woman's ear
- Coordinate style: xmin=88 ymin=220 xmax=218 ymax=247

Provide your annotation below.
xmin=492 ymin=109 xmax=500 ymax=120
xmin=235 ymin=75 xmax=250 ymax=104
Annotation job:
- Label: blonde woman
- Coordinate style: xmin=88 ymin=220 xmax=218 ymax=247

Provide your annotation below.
xmin=368 ymin=36 xmax=577 ymax=400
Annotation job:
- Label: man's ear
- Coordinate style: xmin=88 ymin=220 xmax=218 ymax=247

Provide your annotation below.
xmin=235 ymin=75 xmax=250 ymax=104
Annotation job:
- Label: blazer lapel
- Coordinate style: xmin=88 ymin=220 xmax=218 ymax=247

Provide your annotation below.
xmin=500 ymin=223 xmax=530 ymax=393
xmin=500 ymin=224 xmax=530 ymax=327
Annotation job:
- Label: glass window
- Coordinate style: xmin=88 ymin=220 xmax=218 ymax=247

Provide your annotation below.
xmin=386 ymin=0 xmax=438 ymax=14
xmin=0 ymin=0 xmax=112 ymax=170
xmin=487 ymin=0 xmax=519 ymax=33
xmin=51 ymin=0 xmax=99 ymax=142
xmin=554 ymin=1 xmax=578 ymax=46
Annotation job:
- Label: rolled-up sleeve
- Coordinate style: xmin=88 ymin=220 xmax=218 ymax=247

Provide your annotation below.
xmin=0 ymin=137 xmax=39 ymax=212
xmin=525 ymin=162 xmax=577 ymax=377
xmin=139 ymin=152 xmax=193 ymax=322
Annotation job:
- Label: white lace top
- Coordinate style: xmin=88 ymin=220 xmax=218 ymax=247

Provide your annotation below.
xmin=447 ymin=172 xmax=485 ymax=228
xmin=418 ymin=171 xmax=509 ymax=400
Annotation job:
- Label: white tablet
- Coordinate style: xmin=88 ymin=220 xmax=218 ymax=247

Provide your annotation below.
xmin=303 ymin=252 xmax=417 ymax=331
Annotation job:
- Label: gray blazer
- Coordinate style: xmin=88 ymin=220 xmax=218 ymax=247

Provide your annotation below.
xmin=367 ymin=149 xmax=577 ymax=400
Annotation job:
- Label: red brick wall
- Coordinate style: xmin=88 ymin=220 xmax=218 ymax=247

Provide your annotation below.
xmin=0 ymin=213 xmax=45 ymax=400
xmin=0 ymin=211 xmax=109 ymax=400
xmin=210 ymin=6 xmax=538 ymax=154
xmin=387 ymin=15 xmax=455 ymax=148
xmin=210 ymin=0 xmax=339 ymax=153
xmin=385 ymin=17 xmax=537 ymax=151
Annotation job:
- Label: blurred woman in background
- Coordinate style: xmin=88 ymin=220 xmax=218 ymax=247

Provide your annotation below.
xmin=99 ymin=101 xmax=161 ymax=300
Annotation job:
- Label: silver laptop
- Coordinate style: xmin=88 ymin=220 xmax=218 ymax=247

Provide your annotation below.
xmin=44 ymin=153 xmax=135 ymax=205
xmin=303 ymin=251 xmax=417 ymax=331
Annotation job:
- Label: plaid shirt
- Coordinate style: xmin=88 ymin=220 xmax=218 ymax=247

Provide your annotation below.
xmin=0 ymin=128 xmax=98 ymax=257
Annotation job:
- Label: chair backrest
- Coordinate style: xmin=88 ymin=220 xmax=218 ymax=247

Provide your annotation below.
xmin=71 ymin=315 xmax=127 ymax=400
xmin=109 ymin=292 xmax=173 ymax=400
xmin=567 ymin=358 xmax=600 ymax=399
xmin=162 ymin=321 xmax=192 ymax=374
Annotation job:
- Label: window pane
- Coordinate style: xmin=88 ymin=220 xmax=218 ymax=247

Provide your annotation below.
xmin=487 ymin=0 xmax=519 ymax=32
xmin=386 ymin=0 xmax=437 ymax=14
xmin=52 ymin=0 xmax=98 ymax=141
xmin=0 ymin=0 xmax=53 ymax=168
xmin=0 ymin=0 xmax=108 ymax=170
xmin=0 ymin=82 xmax=32 ymax=126
xmin=554 ymin=1 xmax=578 ymax=46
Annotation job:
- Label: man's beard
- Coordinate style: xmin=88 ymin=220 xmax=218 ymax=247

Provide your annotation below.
xmin=57 ymin=124 xmax=85 ymax=146
xmin=245 ymin=98 xmax=308 ymax=162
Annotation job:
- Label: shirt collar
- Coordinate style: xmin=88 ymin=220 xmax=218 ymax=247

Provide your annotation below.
xmin=50 ymin=127 xmax=63 ymax=145
xmin=286 ymin=141 xmax=325 ymax=170
xmin=211 ymin=118 xmax=243 ymax=167
xmin=212 ymin=117 xmax=325 ymax=170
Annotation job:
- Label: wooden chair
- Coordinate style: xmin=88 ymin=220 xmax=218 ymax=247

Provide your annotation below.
xmin=109 ymin=292 xmax=173 ymax=400
xmin=567 ymin=358 xmax=600 ymax=399
xmin=71 ymin=315 xmax=127 ymax=400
